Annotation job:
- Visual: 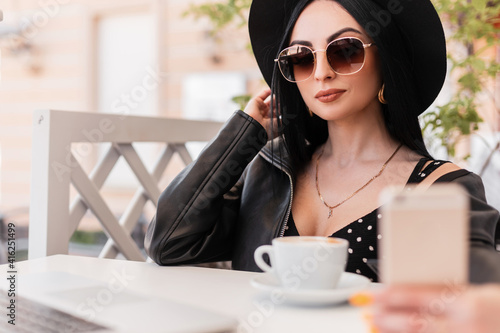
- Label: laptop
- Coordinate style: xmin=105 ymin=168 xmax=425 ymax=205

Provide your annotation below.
xmin=1 ymin=271 xmax=237 ymax=333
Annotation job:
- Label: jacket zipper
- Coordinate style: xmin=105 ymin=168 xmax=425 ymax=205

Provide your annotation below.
xmin=278 ymin=169 xmax=293 ymax=237
xmin=258 ymin=150 xmax=294 ymax=238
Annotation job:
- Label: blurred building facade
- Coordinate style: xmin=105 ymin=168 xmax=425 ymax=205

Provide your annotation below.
xmin=0 ymin=0 xmax=262 ymax=225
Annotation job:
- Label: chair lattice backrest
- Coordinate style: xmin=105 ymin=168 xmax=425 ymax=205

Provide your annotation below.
xmin=29 ymin=110 xmax=223 ymax=261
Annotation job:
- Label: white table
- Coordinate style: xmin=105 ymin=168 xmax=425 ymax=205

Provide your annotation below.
xmin=0 ymin=255 xmax=373 ymax=332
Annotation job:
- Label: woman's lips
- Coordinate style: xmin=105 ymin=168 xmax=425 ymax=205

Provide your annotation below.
xmin=315 ymin=89 xmax=346 ymax=103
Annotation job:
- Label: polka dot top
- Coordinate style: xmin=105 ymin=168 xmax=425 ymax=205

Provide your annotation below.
xmin=284 ymin=158 xmax=449 ymax=282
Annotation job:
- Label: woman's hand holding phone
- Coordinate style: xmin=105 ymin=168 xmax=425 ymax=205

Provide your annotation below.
xmin=373 ymin=284 xmax=500 ymax=333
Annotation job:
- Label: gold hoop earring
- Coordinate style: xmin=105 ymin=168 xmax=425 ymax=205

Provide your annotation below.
xmin=378 ymin=84 xmax=388 ymax=104
xmin=308 ymin=107 xmax=313 ymax=117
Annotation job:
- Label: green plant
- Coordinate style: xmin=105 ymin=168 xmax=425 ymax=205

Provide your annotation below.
xmin=70 ymin=230 xmax=107 ymax=244
xmin=183 ymin=0 xmax=253 ymax=110
xmin=184 ymin=0 xmax=252 ymax=33
xmin=231 ymin=94 xmax=251 ymax=109
xmin=423 ymin=0 xmax=500 ymax=159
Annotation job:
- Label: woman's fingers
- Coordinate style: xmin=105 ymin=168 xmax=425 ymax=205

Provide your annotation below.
xmin=375 ymin=285 xmax=465 ymax=312
xmin=374 ymin=309 xmax=451 ymax=333
xmin=255 ymin=88 xmax=273 ymax=118
xmin=373 ymin=285 xmax=468 ymax=333
xmin=372 ymin=284 xmax=500 ymax=333
xmin=256 ymin=87 xmax=272 ymax=104
xmin=244 ymin=87 xmax=274 ymax=129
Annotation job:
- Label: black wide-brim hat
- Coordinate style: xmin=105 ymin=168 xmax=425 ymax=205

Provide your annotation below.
xmin=248 ymin=0 xmax=447 ymax=114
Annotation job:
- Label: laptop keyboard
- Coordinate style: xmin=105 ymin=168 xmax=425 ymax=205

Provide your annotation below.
xmin=0 ymin=290 xmax=111 ymax=332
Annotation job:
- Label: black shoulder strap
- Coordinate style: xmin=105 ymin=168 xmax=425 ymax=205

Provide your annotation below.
xmin=406 ymin=158 xmax=430 ymax=184
xmin=407 ymin=159 xmax=450 ymax=184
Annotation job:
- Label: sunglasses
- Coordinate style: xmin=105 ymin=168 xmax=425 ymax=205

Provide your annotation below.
xmin=274 ymin=37 xmax=374 ymax=83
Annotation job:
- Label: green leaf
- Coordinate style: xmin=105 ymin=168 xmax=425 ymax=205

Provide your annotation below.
xmin=470 ymin=0 xmax=488 ymax=11
xmin=232 ymin=94 xmax=251 ymax=109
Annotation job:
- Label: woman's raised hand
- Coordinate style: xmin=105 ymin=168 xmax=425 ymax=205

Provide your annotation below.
xmin=244 ymin=88 xmax=276 ymax=139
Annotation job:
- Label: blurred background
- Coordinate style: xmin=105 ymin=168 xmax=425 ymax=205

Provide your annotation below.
xmin=0 ymin=0 xmax=498 ymax=259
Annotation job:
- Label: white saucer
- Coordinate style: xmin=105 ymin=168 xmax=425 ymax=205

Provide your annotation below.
xmin=250 ymin=272 xmax=371 ymax=306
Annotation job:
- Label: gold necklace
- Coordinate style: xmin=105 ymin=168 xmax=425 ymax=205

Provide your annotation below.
xmin=315 ymin=144 xmax=403 ymax=219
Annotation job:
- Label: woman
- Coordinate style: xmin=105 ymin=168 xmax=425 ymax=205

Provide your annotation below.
xmin=145 ymin=0 xmax=500 ymax=282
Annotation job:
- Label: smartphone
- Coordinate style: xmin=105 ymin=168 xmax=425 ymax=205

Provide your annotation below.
xmin=378 ymin=184 xmax=469 ymax=285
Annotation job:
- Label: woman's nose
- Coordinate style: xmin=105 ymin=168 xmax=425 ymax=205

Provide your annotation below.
xmin=314 ymin=51 xmax=336 ymax=81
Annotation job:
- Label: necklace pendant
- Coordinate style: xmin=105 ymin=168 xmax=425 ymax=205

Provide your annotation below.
xmin=327 ymin=209 xmax=333 ymax=219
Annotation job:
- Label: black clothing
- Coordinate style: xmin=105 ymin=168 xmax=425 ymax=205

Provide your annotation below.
xmin=145 ymin=111 xmax=500 ymax=283
xmin=285 ymin=159 xmax=452 ymax=282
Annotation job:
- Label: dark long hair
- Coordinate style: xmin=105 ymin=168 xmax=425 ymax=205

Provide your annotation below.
xmin=271 ymin=0 xmax=432 ymax=174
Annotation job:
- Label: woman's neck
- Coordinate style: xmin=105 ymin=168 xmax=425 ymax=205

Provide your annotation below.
xmin=322 ymin=109 xmax=398 ymax=167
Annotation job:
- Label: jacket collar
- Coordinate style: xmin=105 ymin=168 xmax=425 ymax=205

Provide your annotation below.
xmin=259 ymin=137 xmax=294 ymax=177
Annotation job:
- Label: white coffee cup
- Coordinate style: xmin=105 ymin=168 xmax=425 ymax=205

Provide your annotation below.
xmin=254 ymin=236 xmax=349 ymax=290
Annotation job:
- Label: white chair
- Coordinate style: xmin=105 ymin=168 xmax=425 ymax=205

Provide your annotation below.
xmin=28 ymin=110 xmax=223 ymax=261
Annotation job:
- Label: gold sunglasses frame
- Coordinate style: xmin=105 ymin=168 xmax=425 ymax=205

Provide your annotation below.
xmin=274 ymin=36 xmax=374 ymax=83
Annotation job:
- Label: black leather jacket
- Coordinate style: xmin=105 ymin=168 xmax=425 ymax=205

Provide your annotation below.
xmin=145 ymin=110 xmax=500 ymax=282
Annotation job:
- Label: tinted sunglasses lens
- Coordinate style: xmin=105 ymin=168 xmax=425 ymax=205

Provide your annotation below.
xmin=327 ymin=38 xmax=365 ymax=74
xmin=278 ymin=46 xmax=315 ymax=82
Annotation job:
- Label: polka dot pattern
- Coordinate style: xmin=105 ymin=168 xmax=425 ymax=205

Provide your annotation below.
xmin=281 ymin=157 xmax=451 ymax=283
xmin=330 ymin=209 xmax=380 ymax=282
